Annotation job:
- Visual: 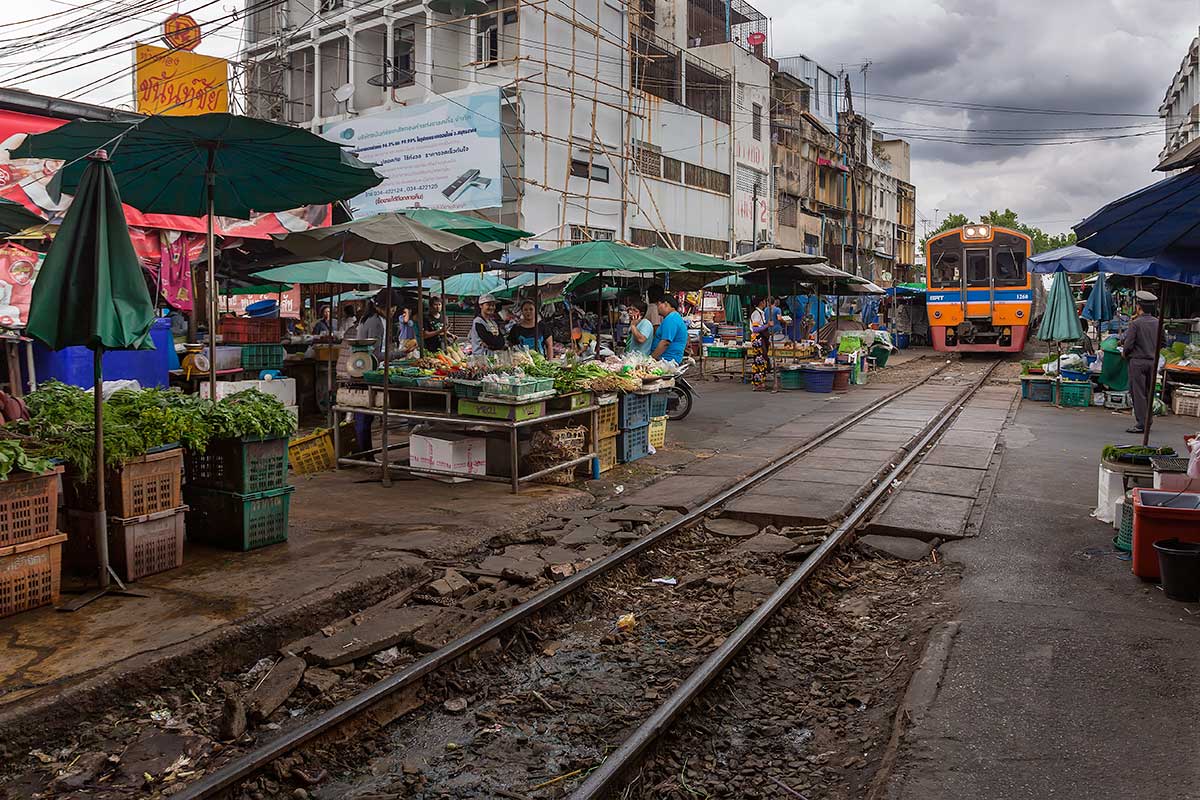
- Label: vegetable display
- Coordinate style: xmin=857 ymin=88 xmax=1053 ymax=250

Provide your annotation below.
xmin=0 ymin=439 xmax=52 ymax=481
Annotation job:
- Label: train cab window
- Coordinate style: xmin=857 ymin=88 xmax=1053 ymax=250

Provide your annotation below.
xmin=995 ymin=249 xmax=1027 ymax=286
xmin=965 ymin=250 xmax=990 ymax=287
xmin=930 ymin=252 xmax=961 ymax=288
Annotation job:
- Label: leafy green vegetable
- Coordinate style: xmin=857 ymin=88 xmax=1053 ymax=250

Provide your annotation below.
xmin=0 ymin=439 xmax=52 ymax=481
xmin=205 ymin=389 xmax=297 ymax=441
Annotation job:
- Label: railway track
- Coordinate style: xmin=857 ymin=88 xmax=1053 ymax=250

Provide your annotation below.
xmin=156 ymin=357 xmax=1004 ymax=800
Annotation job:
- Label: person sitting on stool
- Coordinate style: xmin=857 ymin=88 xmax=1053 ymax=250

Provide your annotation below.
xmin=1122 ymin=290 xmax=1160 ymax=434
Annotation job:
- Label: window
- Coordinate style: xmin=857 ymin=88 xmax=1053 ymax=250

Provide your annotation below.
xmin=684 ymin=61 xmax=730 ymax=124
xmin=995 ymin=248 xmax=1027 ymax=286
xmin=570 ymin=158 xmax=609 ymax=183
xmin=632 ymin=36 xmax=680 ymax=105
xmin=571 ymin=226 xmax=615 ymax=244
xmin=318 ymin=36 xmax=349 ymax=117
xmin=683 ymin=234 xmax=728 ymax=257
xmin=286 ymin=47 xmax=315 ymax=124
xmin=778 ymin=193 xmax=798 ymax=227
xmin=684 ymin=162 xmax=730 ymax=194
xmin=391 ymin=25 xmax=416 ymax=87
xmin=633 ymin=143 xmax=662 ymax=178
xmin=662 ymin=156 xmax=682 ymax=182
xmin=752 ymin=102 xmax=762 ymax=141
xmin=930 ymin=250 xmax=961 ymax=288
xmin=965 ymin=249 xmax=990 ymax=287
xmin=477 ymin=21 xmax=499 ymax=67
xmin=631 ymin=227 xmax=677 ymax=248
xmin=818 ymin=170 xmax=826 ymax=190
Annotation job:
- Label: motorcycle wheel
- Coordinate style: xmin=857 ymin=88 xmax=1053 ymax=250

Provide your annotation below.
xmin=664 ymin=384 xmax=693 ymax=421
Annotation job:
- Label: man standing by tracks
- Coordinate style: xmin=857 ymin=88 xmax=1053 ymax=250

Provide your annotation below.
xmin=1122 ymin=290 xmax=1160 ymax=434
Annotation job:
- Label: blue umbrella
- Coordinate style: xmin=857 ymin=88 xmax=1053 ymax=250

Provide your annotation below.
xmin=1029 ymin=244 xmax=1200 ymax=286
xmin=1080 ymin=272 xmax=1116 ymax=322
xmin=1074 ymin=166 xmax=1200 ymax=259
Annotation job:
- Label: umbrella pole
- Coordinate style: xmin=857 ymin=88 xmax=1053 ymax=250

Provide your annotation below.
xmin=382 ymin=253 xmax=393 ymax=487
xmin=1142 ymin=279 xmax=1167 ymax=446
xmin=94 ymin=348 xmax=110 ymax=590
xmin=766 ymin=267 xmax=776 ymax=391
xmin=534 ymin=269 xmax=541 ymax=355
xmin=327 ymin=288 xmax=335 ymax=430
xmin=440 ymin=277 xmax=447 ymax=351
xmin=416 ymin=258 xmax=425 ymax=358
xmin=206 ymin=169 xmax=218 ymax=401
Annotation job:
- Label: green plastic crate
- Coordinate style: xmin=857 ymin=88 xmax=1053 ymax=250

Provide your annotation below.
xmin=240 ymin=344 xmax=285 ymax=371
xmin=184 ymin=485 xmax=294 ymax=551
xmin=780 ymin=368 xmax=805 ymax=390
xmin=480 ymin=377 xmax=555 ymax=398
xmin=706 ymin=345 xmax=744 ymax=359
xmin=457 ymin=397 xmax=546 ymax=422
xmin=185 ymin=436 xmax=289 ymax=494
xmin=1057 ymin=380 xmax=1092 ymax=408
xmin=549 ymin=391 xmax=594 ymax=411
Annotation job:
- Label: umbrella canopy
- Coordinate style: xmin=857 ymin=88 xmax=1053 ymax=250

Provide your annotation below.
xmin=723 ymin=294 xmax=744 ymax=324
xmin=1081 ymin=272 xmax=1116 ymax=323
xmin=730 ymin=248 xmax=830 ymax=268
xmin=274 ymin=212 xmax=501 ymax=273
xmin=1074 ymin=166 xmax=1200 ymax=259
xmin=643 ymin=246 xmax=746 ymax=272
xmin=222 ymin=282 xmax=293 ymax=295
xmin=704 ymin=274 xmax=770 ymax=296
xmin=1036 ymin=271 xmax=1083 ymax=342
xmin=836 ymin=279 xmax=887 ymax=295
xmin=402 ymin=208 xmax=530 ymax=244
xmin=508 ymin=241 xmax=684 ymax=273
xmin=0 ymin=197 xmax=45 ymax=235
xmin=1028 ymin=244 xmax=1200 ymax=287
xmin=437 ymin=270 xmax=509 ymax=297
xmin=27 ymin=157 xmax=155 ymax=351
xmin=250 ymin=259 xmax=388 ymax=286
xmin=741 ymin=264 xmax=868 ymax=286
xmin=12 ymin=113 xmax=382 ymax=218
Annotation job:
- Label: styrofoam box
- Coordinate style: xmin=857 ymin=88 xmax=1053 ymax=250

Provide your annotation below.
xmin=409 ymin=432 xmax=486 ymax=476
xmin=199 ymin=378 xmax=297 ymax=406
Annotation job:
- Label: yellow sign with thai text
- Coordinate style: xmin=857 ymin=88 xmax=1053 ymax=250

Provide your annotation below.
xmin=134 ymin=44 xmax=228 ymax=116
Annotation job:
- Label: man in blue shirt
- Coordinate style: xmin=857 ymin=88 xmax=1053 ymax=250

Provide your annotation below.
xmin=651 ymin=295 xmax=689 ymax=364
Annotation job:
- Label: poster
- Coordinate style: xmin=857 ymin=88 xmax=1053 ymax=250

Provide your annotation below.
xmin=323 ymin=88 xmax=503 ymax=216
xmin=134 ymin=44 xmax=228 ymax=116
xmin=0 ymin=244 xmax=44 ymax=327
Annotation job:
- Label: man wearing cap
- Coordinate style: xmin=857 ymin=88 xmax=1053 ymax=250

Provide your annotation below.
xmin=1122 ymin=290 xmax=1160 ymax=434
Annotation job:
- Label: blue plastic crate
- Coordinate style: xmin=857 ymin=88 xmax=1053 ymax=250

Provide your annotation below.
xmin=618 ymin=393 xmax=650 ymax=429
xmin=648 ymin=392 xmax=669 ymax=418
xmin=617 ymin=424 xmax=649 ymax=463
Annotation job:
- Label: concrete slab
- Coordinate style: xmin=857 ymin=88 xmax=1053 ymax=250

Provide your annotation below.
xmin=724 ymin=481 xmax=850 ymax=525
xmin=920 ymin=445 xmax=994 ymax=470
xmin=772 ymin=465 xmax=880 ymax=486
xmin=806 ymin=446 xmax=898 ymax=463
xmin=936 ymin=429 xmax=999 ymax=449
xmin=769 ymin=422 xmax=836 ymax=438
xmin=619 ymin=475 xmax=731 ymax=510
xmin=830 ymin=428 xmax=914 ymax=443
xmin=867 ymin=489 xmax=974 ymax=540
xmin=678 ymin=453 xmax=758 ymax=478
xmin=857 ymin=534 xmax=936 ymax=561
xmin=904 ymin=464 xmax=986 ymax=498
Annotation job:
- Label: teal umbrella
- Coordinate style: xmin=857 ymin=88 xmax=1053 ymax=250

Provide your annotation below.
xmin=402 ymin=208 xmax=530 ymax=244
xmin=0 ymin=197 xmax=44 ymax=234
xmin=723 ymin=294 xmax=744 ymax=324
xmin=1036 ymin=271 xmax=1084 ymax=342
xmin=705 ymin=274 xmax=769 ymax=296
xmin=438 ymin=270 xmax=508 ymax=297
xmin=643 ymin=246 xmax=746 ymax=272
xmin=14 ymin=113 xmax=384 ymax=399
xmin=223 ymin=282 xmax=292 ymax=295
xmin=1081 ymin=272 xmax=1116 ymax=322
xmin=26 ymin=155 xmax=156 ymax=600
xmin=250 ymin=260 xmax=388 ymax=286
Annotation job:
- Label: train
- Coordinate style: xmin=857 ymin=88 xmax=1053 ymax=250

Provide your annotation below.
xmin=925 ymin=224 xmax=1034 ymax=353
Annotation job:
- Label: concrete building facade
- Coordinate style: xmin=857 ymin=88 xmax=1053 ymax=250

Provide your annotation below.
xmin=1158 ymin=29 xmax=1200 ymax=171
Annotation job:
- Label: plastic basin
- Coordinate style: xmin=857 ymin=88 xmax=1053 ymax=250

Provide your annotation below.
xmin=1154 ymin=539 xmax=1200 ymax=601
xmin=1132 ymin=490 xmax=1200 ymax=579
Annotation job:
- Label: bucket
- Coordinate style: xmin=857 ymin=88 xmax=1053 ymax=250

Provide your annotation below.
xmin=1153 ymin=539 xmax=1200 ymax=601
xmin=245 ymin=299 xmax=280 ymax=318
xmin=832 ymin=366 xmax=852 ymax=391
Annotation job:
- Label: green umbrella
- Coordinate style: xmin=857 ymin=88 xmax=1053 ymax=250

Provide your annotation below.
xmin=509 ymin=240 xmax=684 ymax=273
xmin=402 ymin=208 xmax=530 ymax=244
xmin=14 ymin=113 xmax=384 ymax=398
xmin=26 ymin=155 xmax=156 ymax=601
xmin=1036 ymin=271 xmax=1084 ymax=342
xmin=0 ymin=197 xmax=44 ymax=234
xmin=437 ymin=270 xmax=508 ymax=297
xmin=222 ymin=282 xmax=293 ymax=295
xmin=643 ymin=246 xmax=746 ymax=272
xmin=250 ymin=260 xmax=388 ymax=286
xmin=705 ymin=274 xmax=769 ymax=296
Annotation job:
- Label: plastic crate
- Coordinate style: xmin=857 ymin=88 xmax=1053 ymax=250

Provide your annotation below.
xmin=1114 ymin=498 xmax=1134 ymax=552
xmin=597 ymin=402 xmax=619 ymax=438
xmin=617 ymin=424 xmax=650 ymax=463
xmin=550 ymin=391 xmax=594 ymax=412
xmin=1057 ymin=380 xmax=1093 ymax=408
xmin=0 ymin=534 xmax=65 ymax=618
xmin=219 ymin=317 xmax=281 ymax=344
xmin=458 ymin=398 xmax=546 ymax=422
xmin=480 ymin=377 xmax=555 ymax=398
xmin=0 ymin=467 xmax=62 ymax=549
xmin=595 ymin=435 xmax=618 ymax=474
xmin=1020 ymin=377 xmax=1054 ymax=402
xmin=185 ymin=436 xmax=289 ymax=494
xmin=618 ymin=393 xmax=650 ymax=430
xmin=1172 ymin=390 xmax=1200 ymax=417
xmin=240 ymin=344 xmax=285 ymax=371
xmin=1105 ymin=390 xmax=1132 ymax=410
xmin=706 ymin=345 xmax=744 ymax=359
xmin=64 ymin=448 xmax=183 ymax=518
xmin=289 ymin=429 xmax=335 ymax=475
xmin=64 ymin=507 xmax=185 ymax=582
xmin=648 ymin=416 xmax=667 ymax=449
xmin=336 ymin=386 xmax=371 ymax=408
xmin=450 ymin=379 xmax=484 ymax=400
xmin=184 ymin=485 xmax=295 ymax=551
xmin=647 ymin=392 xmax=669 ymax=418
xmin=1132 ymin=489 xmax=1200 ymax=579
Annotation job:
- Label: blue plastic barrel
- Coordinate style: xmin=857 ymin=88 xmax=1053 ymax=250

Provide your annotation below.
xmin=801 ymin=367 xmax=835 ymax=393
xmin=246 ymin=299 xmax=280 ymax=318
xmin=896 ymin=332 xmax=910 ymax=349
xmin=30 ymin=317 xmax=172 ymax=390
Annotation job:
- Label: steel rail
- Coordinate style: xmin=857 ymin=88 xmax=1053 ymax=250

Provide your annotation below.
xmin=569 ymin=358 xmax=1002 ymax=798
xmin=176 ymin=361 xmax=957 ymax=800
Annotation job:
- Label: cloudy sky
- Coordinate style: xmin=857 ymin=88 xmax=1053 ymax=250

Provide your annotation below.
xmin=1 ymin=1 xmax=1196 ymax=238
xmin=761 ymin=0 xmax=1199 ymax=236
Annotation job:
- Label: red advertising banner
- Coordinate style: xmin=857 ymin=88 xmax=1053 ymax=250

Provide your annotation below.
xmin=0 ymin=244 xmax=44 ymax=327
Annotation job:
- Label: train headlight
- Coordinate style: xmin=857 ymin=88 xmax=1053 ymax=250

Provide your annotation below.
xmin=963 ymin=224 xmax=992 ymax=240
xmin=933 ymin=310 xmax=942 ymax=319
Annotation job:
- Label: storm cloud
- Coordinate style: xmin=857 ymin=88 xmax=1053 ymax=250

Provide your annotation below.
xmin=762 ymin=0 xmax=1199 ymax=235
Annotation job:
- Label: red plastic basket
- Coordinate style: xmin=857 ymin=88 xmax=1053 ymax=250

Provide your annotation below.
xmin=218 ymin=317 xmax=282 ymax=344
xmin=0 ymin=467 xmax=62 ymax=549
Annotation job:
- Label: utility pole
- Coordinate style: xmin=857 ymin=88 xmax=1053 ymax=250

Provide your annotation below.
xmin=844 ymin=74 xmax=860 ymax=277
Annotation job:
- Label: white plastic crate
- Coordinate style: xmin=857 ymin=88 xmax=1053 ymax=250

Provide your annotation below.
xmin=1173 ymin=391 xmax=1200 ymax=417
xmin=199 ymin=377 xmax=297 ymax=405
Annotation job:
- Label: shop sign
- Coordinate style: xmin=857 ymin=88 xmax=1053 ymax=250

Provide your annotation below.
xmin=162 ymin=13 xmax=202 ymax=51
xmin=134 ymin=43 xmax=228 ymax=116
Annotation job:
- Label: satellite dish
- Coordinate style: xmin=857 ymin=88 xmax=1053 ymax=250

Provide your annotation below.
xmin=332 ymin=82 xmax=355 ymax=103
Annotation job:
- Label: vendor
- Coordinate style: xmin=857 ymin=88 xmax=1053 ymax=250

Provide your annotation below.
xmin=358 ymin=301 xmax=386 ymax=359
xmin=424 ymin=297 xmax=447 ymax=352
xmin=340 ymin=304 xmax=358 ymax=337
xmin=651 ymin=295 xmax=688 ymax=364
xmin=312 ymin=304 xmax=335 ymax=336
xmin=395 ymin=307 xmax=418 ymax=356
xmin=626 ymin=300 xmax=654 ymax=355
xmin=749 ymin=295 xmax=772 ymax=391
xmin=469 ymin=294 xmax=507 ymax=355
xmin=507 ymin=299 xmax=553 ymax=355
xmin=1123 ymin=290 xmax=1160 ymax=434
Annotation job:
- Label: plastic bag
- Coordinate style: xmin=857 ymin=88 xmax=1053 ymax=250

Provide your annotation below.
xmin=1189 ymin=435 xmax=1199 ymax=480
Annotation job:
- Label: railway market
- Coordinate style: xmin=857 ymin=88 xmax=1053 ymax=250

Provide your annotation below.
xmin=1 ymin=7 xmax=1200 ymax=800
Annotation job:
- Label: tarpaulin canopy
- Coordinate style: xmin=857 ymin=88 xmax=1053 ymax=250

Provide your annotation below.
xmin=1029 ymin=244 xmax=1200 ymax=287
xmin=1074 ymin=165 xmax=1200 ymax=259
xmin=1036 ymin=271 xmax=1083 ymax=342
xmin=250 ymin=260 xmax=388 ymax=286
xmin=401 ymin=208 xmax=531 ymax=244
xmin=704 ymin=274 xmax=770 ymax=296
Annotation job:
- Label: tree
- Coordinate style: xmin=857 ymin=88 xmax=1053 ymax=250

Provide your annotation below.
xmin=920 ymin=208 xmax=1075 ymax=254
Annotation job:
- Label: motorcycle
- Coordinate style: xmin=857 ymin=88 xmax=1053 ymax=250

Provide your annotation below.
xmin=662 ymin=357 xmax=697 ymax=421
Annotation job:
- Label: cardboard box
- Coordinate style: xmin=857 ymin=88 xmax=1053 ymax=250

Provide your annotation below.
xmin=409 ymin=432 xmax=487 ymax=476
